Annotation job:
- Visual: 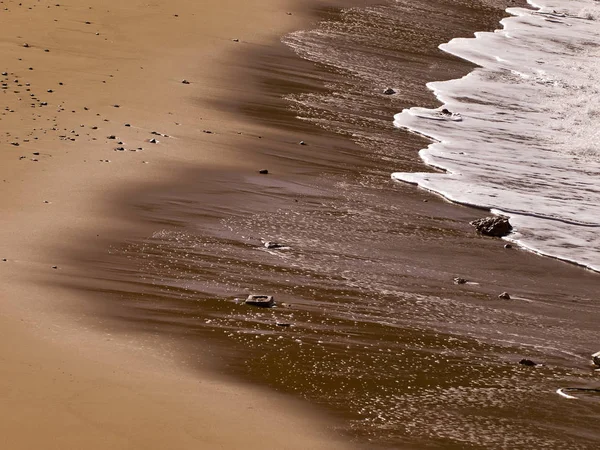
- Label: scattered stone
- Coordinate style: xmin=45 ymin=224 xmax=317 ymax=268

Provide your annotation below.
xmin=592 ymin=351 xmax=600 ymax=367
xmin=232 ymin=38 xmax=239 ymax=42
xmin=124 ymin=123 xmax=131 ymax=127
xmin=47 ymin=89 xmax=53 ymax=93
xmin=113 ymin=104 xmax=120 ymax=108
xmin=23 ymin=43 xmax=30 ymax=48
xmin=10 ymin=142 xmax=19 ymax=146
xmin=498 ymin=292 xmax=511 ymax=300
xmin=504 ymin=243 xmax=513 ymax=249
xmin=276 ymin=323 xmax=292 ymax=327
xmin=181 ymin=79 xmax=190 ymax=84
xmin=114 ymin=147 xmax=125 ymax=151
xmin=383 ymin=87 xmax=396 ymax=95
xmin=299 ymin=140 xmax=306 ymax=145
xmin=203 ymin=130 xmax=212 ymax=134
xmin=245 ymin=295 xmax=275 ymax=308
xmin=258 ymin=169 xmax=269 ymax=174
xmin=149 ymin=138 xmax=158 ymax=143
xmin=453 ymin=277 xmax=467 ymax=285
xmin=470 ymin=216 xmax=513 ymax=237
xmin=107 ymin=135 xmax=116 ymax=139
xmin=44 ymin=49 xmax=50 ymax=52
xmin=519 ymin=359 xmax=537 ymax=367
xmin=51 ymin=265 xmax=58 ymax=269
xmin=1 ymin=72 xmax=7 ymax=76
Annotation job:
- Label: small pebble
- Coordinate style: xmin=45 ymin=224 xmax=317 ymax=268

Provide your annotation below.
xmin=258 ymin=169 xmax=269 ymax=174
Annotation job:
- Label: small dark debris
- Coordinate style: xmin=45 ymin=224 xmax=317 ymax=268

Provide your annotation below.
xmin=519 ymin=359 xmax=537 ymax=367
xmin=258 ymin=169 xmax=269 ymax=174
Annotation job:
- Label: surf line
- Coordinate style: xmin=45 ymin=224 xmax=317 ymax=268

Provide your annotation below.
xmin=556 ymin=387 xmax=600 ymax=400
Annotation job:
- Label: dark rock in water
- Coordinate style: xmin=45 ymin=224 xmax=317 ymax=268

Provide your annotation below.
xmin=258 ymin=169 xmax=269 ymax=174
xmin=264 ymin=241 xmax=284 ymax=249
xmin=382 ymin=88 xmax=396 ymax=95
xmin=498 ymin=292 xmax=511 ymax=300
xmin=519 ymin=359 xmax=537 ymax=367
xmin=453 ymin=277 xmax=467 ymax=285
xmin=592 ymin=351 xmax=600 ymax=367
xmin=470 ymin=216 xmax=513 ymax=237
xmin=245 ymin=295 xmax=275 ymax=308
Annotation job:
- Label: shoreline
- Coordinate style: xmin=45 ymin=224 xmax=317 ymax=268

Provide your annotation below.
xmin=61 ymin=0 xmax=600 ymax=447
xmin=2 ymin=0 xmax=599 ymax=448
xmin=0 ymin=0 xmax=363 ymax=448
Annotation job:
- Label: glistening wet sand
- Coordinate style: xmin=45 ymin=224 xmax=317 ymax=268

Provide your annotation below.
xmin=62 ymin=0 xmax=600 ymax=448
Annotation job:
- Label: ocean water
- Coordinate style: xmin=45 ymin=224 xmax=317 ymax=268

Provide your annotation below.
xmin=392 ymin=0 xmax=600 ymax=271
xmin=84 ymin=0 xmax=600 ymax=448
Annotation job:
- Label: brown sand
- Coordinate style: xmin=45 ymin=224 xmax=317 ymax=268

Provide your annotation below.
xmin=0 ymin=0 xmax=357 ymax=448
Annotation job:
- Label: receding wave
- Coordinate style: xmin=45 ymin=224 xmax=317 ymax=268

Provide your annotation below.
xmin=392 ymin=0 xmax=600 ymax=271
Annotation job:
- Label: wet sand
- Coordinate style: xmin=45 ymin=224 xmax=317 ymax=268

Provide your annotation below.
xmin=0 ymin=0 xmax=362 ymax=448
xmin=58 ymin=0 xmax=600 ymax=448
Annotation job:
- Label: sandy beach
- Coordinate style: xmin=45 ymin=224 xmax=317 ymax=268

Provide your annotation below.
xmin=2 ymin=0 xmax=599 ymax=448
xmin=0 ymin=0 xmax=358 ymax=448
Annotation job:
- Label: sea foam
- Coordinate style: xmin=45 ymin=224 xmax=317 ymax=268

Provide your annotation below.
xmin=392 ymin=0 xmax=600 ymax=272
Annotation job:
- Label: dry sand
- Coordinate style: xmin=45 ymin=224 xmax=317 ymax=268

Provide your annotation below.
xmin=0 ymin=0 xmax=356 ymax=448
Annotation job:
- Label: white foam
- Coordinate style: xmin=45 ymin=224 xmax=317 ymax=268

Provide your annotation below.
xmin=392 ymin=0 xmax=600 ymax=272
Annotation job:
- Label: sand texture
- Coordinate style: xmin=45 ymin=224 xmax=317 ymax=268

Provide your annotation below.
xmin=0 ymin=0 xmax=355 ymax=448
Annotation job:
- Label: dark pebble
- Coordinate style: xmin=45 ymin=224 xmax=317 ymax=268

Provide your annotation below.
xmin=519 ymin=359 xmax=537 ymax=367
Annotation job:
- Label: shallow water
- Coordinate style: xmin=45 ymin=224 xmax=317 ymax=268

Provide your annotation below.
xmin=78 ymin=0 xmax=600 ymax=448
xmin=392 ymin=0 xmax=600 ymax=271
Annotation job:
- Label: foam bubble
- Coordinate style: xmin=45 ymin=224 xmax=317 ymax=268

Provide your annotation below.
xmin=392 ymin=0 xmax=600 ymax=272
